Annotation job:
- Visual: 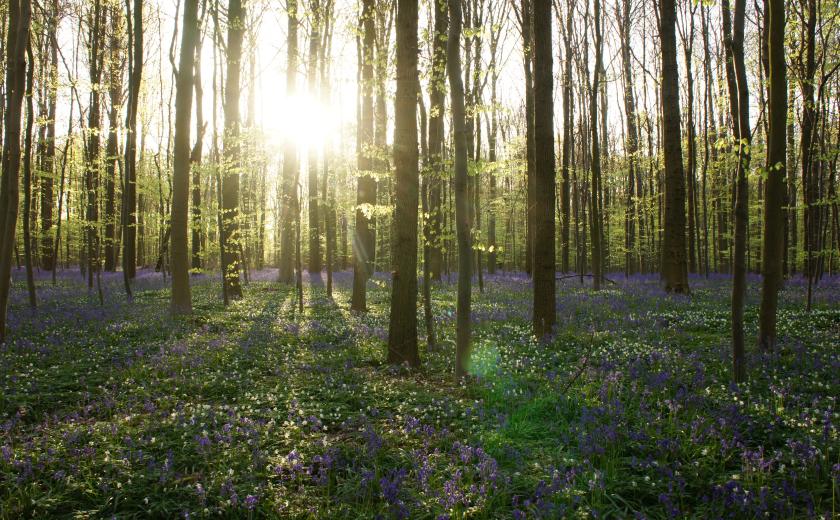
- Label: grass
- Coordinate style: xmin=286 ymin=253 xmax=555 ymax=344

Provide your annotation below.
xmin=1 ymin=268 xmax=838 ymax=518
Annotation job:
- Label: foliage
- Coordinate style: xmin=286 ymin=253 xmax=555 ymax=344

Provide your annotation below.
xmin=1 ymin=269 xmax=838 ymax=518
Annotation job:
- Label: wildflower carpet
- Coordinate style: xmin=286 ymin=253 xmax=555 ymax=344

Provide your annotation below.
xmin=1 ymin=269 xmax=838 ymax=518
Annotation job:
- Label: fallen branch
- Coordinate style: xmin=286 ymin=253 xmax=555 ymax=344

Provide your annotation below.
xmin=556 ymin=273 xmax=618 ymax=285
xmin=561 ymin=334 xmax=598 ymax=393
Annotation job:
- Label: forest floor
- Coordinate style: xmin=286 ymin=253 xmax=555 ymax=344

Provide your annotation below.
xmin=1 ymin=267 xmax=838 ymax=519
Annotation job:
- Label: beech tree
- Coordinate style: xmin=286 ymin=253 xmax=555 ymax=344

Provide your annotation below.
xmin=221 ymin=0 xmax=245 ymax=300
xmin=170 ymin=0 xmax=201 ymax=315
xmin=0 ymin=0 xmax=32 ymax=342
xmin=658 ymin=0 xmax=689 ymax=294
xmin=532 ymin=0 xmax=555 ymax=335
xmin=387 ymin=0 xmax=420 ymax=366
xmin=757 ymin=0 xmax=787 ymax=351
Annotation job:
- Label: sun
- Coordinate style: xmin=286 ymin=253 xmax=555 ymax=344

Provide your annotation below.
xmin=260 ymin=91 xmax=340 ymax=152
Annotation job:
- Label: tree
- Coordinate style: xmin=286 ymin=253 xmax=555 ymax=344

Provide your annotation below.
xmin=103 ymin=6 xmax=123 ymax=273
xmin=85 ymin=0 xmax=105 ymax=292
xmin=448 ymin=0 xmax=472 ymax=379
xmin=307 ymin=0 xmax=322 ymax=274
xmin=532 ymin=0 xmax=555 ymax=335
xmin=387 ymin=0 xmax=420 ymax=366
xmin=589 ymin=0 xmax=604 ymax=290
xmin=757 ymin=0 xmax=787 ymax=351
xmin=0 ymin=0 xmax=32 ymax=342
xmin=222 ymin=0 xmax=245 ymax=299
xmin=427 ymin=0 xmax=447 ymax=281
xmin=723 ymin=0 xmax=750 ymax=382
xmin=279 ymin=0 xmax=299 ymax=283
xmin=560 ymin=0 xmax=573 ymax=274
xmin=170 ymin=0 xmax=200 ymax=316
xmin=22 ymin=38 xmax=37 ymax=309
xmin=617 ymin=0 xmax=639 ymax=276
xmin=123 ymin=0 xmax=143 ymax=287
xmin=351 ymin=0 xmax=377 ymax=312
xmin=658 ymin=0 xmax=688 ymax=294
xmin=191 ymin=24 xmax=206 ymax=273
xmin=517 ymin=0 xmax=535 ymax=277
xmin=39 ymin=0 xmax=59 ymax=273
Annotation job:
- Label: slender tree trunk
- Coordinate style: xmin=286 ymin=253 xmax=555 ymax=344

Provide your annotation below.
xmin=22 ymin=40 xmax=36 ymax=309
xmin=589 ymin=0 xmax=603 ymax=291
xmin=170 ymin=0 xmax=199 ymax=315
xmin=222 ymin=0 xmax=244 ymax=298
xmin=279 ymin=0 xmax=299 ymax=283
xmin=419 ymin=86 xmax=437 ymax=350
xmin=307 ymin=0 xmax=322 ymax=273
xmin=0 ymin=0 xmax=32 ymax=342
xmin=521 ymin=0 xmax=535 ymax=277
xmin=449 ymin=0 xmax=472 ymax=379
xmin=427 ymin=0 xmax=447 ymax=281
xmin=658 ymin=0 xmax=689 ymax=293
xmin=85 ymin=0 xmax=105 ymax=291
xmin=122 ymin=0 xmax=142 ymax=290
xmin=191 ymin=33 xmax=205 ymax=273
xmin=757 ymin=0 xmax=786 ymax=351
xmin=723 ymin=0 xmax=750 ymax=382
xmin=351 ymin=0 xmax=377 ymax=311
xmin=103 ymin=11 xmax=123 ymax=273
xmin=561 ymin=3 xmax=573 ymax=274
xmin=618 ymin=0 xmax=638 ymax=276
xmin=40 ymin=1 xmax=59 ymax=272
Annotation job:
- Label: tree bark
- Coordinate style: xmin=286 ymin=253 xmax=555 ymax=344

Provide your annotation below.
xmin=170 ymin=0 xmax=200 ymax=315
xmin=658 ymin=0 xmax=689 ymax=293
xmin=532 ymin=0 xmax=555 ymax=335
xmin=122 ymin=0 xmax=142 ymax=287
xmin=757 ymin=0 xmax=786 ymax=351
xmin=723 ymin=0 xmax=750 ymax=382
xmin=387 ymin=0 xmax=420 ymax=366
xmin=0 ymin=0 xmax=32 ymax=342
xmin=351 ymin=0 xmax=377 ymax=311
xmin=22 ymin=39 xmax=37 ymax=309
xmin=448 ymin=0 xmax=472 ymax=379
xmin=279 ymin=0 xmax=300 ymax=283
xmin=222 ymin=0 xmax=244 ymax=299
xmin=307 ymin=0 xmax=322 ymax=273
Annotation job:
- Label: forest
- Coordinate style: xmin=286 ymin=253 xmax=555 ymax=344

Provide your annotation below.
xmin=0 ymin=0 xmax=838 ymax=517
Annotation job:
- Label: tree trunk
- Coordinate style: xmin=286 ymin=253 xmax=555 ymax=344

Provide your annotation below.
xmin=279 ymin=0 xmax=300 ymax=283
xmin=560 ymin=1 xmax=572 ymax=274
xmin=757 ymin=0 xmax=786 ymax=351
xmin=191 ymin=33 xmax=205 ymax=273
xmin=103 ymin=10 xmax=123 ymax=273
xmin=22 ymin=40 xmax=37 ymax=308
xmin=40 ymin=1 xmax=58 ymax=272
xmin=387 ymin=0 xmax=420 ymax=366
xmin=658 ymin=0 xmax=689 ymax=293
xmin=170 ymin=0 xmax=199 ymax=315
xmin=723 ymin=0 xmax=750 ymax=382
xmin=351 ymin=0 xmax=377 ymax=311
xmin=222 ymin=0 xmax=244 ymax=299
xmin=85 ymin=0 xmax=104 ymax=291
xmin=0 ymin=0 xmax=32 ymax=342
xmin=520 ymin=0 xmax=535 ymax=277
xmin=618 ymin=0 xmax=638 ymax=276
xmin=448 ymin=0 xmax=472 ymax=379
xmin=307 ymin=0 xmax=322 ymax=273
xmin=122 ymin=0 xmax=142 ymax=288
xmin=427 ymin=0 xmax=447 ymax=281
xmin=589 ymin=0 xmax=603 ymax=291
xmin=532 ymin=0 xmax=555 ymax=335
